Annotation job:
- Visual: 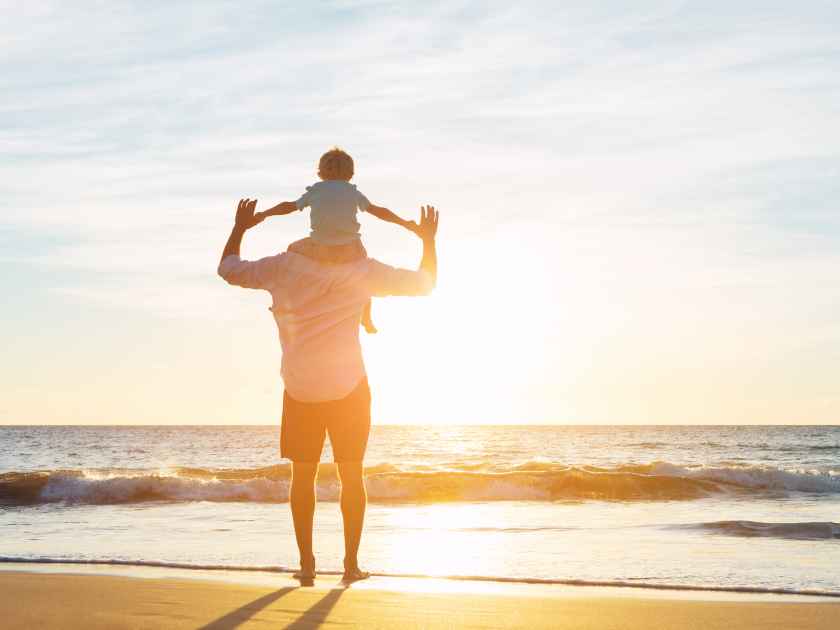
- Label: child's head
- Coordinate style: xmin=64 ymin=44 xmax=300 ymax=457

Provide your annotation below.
xmin=318 ymin=147 xmax=354 ymax=181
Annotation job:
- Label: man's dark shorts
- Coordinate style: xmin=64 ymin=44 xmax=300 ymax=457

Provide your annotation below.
xmin=281 ymin=378 xmax=371 ymax=463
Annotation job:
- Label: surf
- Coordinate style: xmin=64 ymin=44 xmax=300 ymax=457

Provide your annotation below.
xmin=2 ymin=460 xmax=839 ymax=506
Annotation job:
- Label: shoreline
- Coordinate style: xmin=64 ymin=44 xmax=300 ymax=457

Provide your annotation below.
xmin=1 ymin=560 xmax=838 ymax=602
xmin=3 ymin=566 xmax=840 ymax=630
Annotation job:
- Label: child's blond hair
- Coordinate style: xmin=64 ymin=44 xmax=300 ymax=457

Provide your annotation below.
xmin=318 ymin=147 xmax=354 ymax=182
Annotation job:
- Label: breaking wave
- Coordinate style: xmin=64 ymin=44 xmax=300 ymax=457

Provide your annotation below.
xmin=676 ymin=520 xmax=840 ymax=541
xmin=1 ymin=461 xmax=839 ymax=506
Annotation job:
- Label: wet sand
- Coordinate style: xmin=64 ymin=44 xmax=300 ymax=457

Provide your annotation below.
xmin=2 ymin=567 xmax=839 ymax=629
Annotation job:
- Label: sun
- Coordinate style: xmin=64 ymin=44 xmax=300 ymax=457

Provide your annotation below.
xmin=363 ymin=221 xmax=591 ymax=425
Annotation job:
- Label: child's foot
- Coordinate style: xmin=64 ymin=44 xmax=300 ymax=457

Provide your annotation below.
xmin=362 ymin=299 xmax=377 ymax=334
xmin=362 ymin=321 xmax=378 ymax=334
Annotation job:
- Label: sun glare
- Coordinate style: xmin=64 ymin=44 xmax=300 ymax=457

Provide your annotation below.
xmin=365 ymin=222 xmax=605 ymax=424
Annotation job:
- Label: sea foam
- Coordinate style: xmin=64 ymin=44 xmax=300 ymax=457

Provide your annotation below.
xmin=2 ymin=461 xmax=839 ymax=506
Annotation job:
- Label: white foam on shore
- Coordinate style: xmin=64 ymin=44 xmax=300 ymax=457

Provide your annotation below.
xmin=1 ymin=557 xmax=838 ymax=600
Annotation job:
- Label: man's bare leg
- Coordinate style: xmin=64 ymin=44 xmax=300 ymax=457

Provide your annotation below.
xmin=336 ymin=461 xmax=369 ymax=580
xmin=290 ymin=461 xmax=318 ymax=578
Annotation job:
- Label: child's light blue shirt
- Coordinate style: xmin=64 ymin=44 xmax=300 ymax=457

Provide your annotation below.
xmin=295 ymin=180 xmax=371 ymax=245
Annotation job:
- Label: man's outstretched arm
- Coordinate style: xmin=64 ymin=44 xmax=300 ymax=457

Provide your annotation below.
xmin=218 ymin=198 xmax=285 ymax=290
xmin=365 ymin=205 xmax=439 ymax=298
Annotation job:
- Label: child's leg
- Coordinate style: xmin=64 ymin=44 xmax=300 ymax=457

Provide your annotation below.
xmin=287 ymin=237 xmax=317 ymax=257
xmin=353 ymin=242 xmax=376 ymax=333
xmin=361 ymin=299 xmax=377 ymax=334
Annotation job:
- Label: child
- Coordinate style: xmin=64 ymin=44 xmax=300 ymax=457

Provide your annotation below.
xmin=253 ymin=147 xmax=417 ymax=333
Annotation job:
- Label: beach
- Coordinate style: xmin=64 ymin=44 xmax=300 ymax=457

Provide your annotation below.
xmin=4 ymin=564 xmax=840 ymax=630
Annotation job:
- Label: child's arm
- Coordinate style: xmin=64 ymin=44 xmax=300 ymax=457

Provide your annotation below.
xmin=254 ymin=201 xmax=299 ymax=222
xmin=366 ymin=204 xmax=418 ymax=233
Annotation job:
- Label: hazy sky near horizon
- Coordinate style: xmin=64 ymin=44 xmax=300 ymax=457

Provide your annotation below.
xmin=2 ymin=1 xmax=839 ymax=425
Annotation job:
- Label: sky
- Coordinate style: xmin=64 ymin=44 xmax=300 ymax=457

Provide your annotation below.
xmin=2 ymin=1 xmax=839 ymax=425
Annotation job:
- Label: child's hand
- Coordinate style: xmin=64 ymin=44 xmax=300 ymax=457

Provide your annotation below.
xmin=405 ymin=220 xmax=421 ymax=235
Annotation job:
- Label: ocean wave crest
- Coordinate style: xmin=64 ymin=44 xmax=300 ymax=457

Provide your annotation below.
xmin=676 ymin=520 xmax=840 ymax=541
xmin=1 ymin=461 xmax=838 ymax=506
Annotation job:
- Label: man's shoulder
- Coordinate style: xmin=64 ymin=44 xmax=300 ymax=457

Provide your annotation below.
xmin=360 ymin=257 xmax=394 ymax=273
xmin=326 ymin=257 xmax=395 ymax=283
xmin=362 ymin=258 xmax=433 ymax=296
xmin=362 ymin=258 xmax=425 ymax=280
xmin=279 ymin=253 xmax=388 ymax=277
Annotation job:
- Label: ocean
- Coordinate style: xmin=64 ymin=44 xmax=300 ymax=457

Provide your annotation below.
xmin=2 ymin=425 xmax=839 ymax=595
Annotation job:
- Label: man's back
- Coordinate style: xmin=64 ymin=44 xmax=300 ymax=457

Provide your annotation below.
xmin=218 ymin=252 xmax=432 ymax=402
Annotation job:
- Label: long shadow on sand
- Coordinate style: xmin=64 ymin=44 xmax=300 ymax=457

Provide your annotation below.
xmin=198 ymin=588 xmax=296 ymax=629
xmin=198 ymin=585 xmax=346 ymax=630
xmin=282 ymin=587 xmax=346 ymax=630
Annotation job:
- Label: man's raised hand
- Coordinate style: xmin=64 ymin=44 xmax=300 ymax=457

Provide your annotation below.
xmin=234 ymin=198 xmax=264 ymax=231
xmin=414 ymin=205 xmax=439 ymax=241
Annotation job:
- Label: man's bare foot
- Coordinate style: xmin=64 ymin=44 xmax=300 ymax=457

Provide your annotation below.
xmin=341 ymin=568 xmax=371 ymax=584
xmin=293 ymin=555 xmax=316 ymax=581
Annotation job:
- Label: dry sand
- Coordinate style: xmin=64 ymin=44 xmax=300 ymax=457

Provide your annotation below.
xmin=2 ymin=568 xmax=839 ymax=629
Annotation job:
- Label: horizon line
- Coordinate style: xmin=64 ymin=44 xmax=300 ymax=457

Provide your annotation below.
xmin=2 ymin=423 xmax=837 ymax=428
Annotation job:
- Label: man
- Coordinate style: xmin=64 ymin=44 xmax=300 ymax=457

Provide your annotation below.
xmin=218 ymin=198 xmax=438 ymax=582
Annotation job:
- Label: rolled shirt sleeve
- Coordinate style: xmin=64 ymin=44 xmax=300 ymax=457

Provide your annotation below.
xmin=355 ymin=188 xmax=371 ymax=213
xmin=365 ymin=260 xmax=434 ymax=297
xmin=217 ymin=253 xmax=287 ymax=290
xmin=295 ymin=186 xmax=313 ymax=211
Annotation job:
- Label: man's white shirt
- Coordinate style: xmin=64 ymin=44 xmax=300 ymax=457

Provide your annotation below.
xmin=218 ymin=253 xmax=432 ymax=402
